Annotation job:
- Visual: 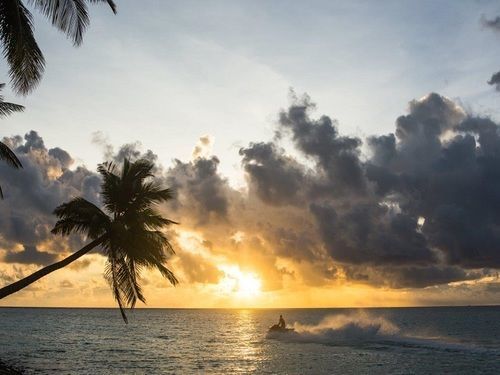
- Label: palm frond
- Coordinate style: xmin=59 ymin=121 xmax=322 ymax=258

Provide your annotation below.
xmin=0 ymin=1 xmax=45 ymax=95
xmin=120 ymin=229 xmax=178 ymax=286
xmin=86 ymin=0 xmax=116 ymax=14
xmin=110 ymin=224 xmax=178 ymax=289
xmin=127 ymin=182 xmax=176 ymax=213
xmin=156 ymin=262 xmax=179 ymax=286
xmin=0 ymin=141 xmax=22 ymax=169
xmin=99 ymin=158 xmax=169 ymax=215
xmin=98 ymin=161 xmax=122 ymax=212
xmin=116 ymin=255 xmax=146 ymax=307
xmin=128 ymin=229 xmax=175 ymax=259
xmin=104 ymin=248 xmax=146 ymax=324
xmin=27 ymin=0 xmax=117 ymax=46
xmin=122 ymin=158 xmax=155 ymax=182
xmin=123 ymin=207 xmax=178 ymax=231
xmin=52 ymin=197 xmax=110 ymax=238
xmin=0 ymin=83 xmax=24 ymax=116
xmin=0 ymin=100 xmax=24 ymax=117
xmin=104 ymin=253 xmax=128 ymax=323
xmin=28 ymin=0 xmax=90 ymax=46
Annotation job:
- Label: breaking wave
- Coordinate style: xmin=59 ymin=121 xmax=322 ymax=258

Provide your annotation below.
xmin=266 ymin=311 xmax=496 ymax=354
xmin=267 ymin=312 xmax=397 ymax=344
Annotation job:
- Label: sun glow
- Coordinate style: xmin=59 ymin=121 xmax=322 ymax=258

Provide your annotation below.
xmin=218 ymin=266 xmax=262 ymax=298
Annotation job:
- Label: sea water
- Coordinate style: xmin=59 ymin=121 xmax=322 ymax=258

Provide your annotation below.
xmin=0 ymin=307 xmax=499 ymax=374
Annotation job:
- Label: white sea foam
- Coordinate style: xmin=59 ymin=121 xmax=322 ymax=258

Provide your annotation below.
xmin=266 ymin=311 xmax=497 ymax=355
xmin=267 ymin=311 xmax=397 ymax=344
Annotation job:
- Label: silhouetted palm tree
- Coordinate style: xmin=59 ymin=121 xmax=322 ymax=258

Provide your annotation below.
xmin=0 ymin=0 xmax=117 ymax=95
xmin=0 ymin=83 xmax=23 ymax=198
xmin=0 ymin=158 xmax=178 ymax=322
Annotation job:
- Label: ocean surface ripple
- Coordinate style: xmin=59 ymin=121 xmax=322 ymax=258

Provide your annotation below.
xmin=1 ymin=307 xmax=499 ymax=374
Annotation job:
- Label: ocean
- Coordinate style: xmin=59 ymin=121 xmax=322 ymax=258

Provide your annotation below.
xmin=0 ymin=306 xmax=499 ymax=374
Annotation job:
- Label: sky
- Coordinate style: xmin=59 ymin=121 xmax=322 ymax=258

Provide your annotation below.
xmin=1 ymin=0 xmax=500 ymax=308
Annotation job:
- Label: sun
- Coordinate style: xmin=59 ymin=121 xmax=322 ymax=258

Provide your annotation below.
xmin=235 ymin=272 xmax=262 ymax=297
xmin=218 ymin=266 xmax=262 ymax=298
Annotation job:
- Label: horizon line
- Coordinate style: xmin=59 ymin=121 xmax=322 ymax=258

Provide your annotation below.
xmin=0 ymin=304 xmax=499 ymax=310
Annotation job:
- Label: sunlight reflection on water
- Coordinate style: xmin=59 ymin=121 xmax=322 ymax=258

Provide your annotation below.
xmin=0 ymin=307 xmax=499 ymax=374
xmin=232 ymin=309 xmax=261 ymax=371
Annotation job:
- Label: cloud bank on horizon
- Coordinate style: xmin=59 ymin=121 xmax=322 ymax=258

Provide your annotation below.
xmin=0 ymin=91 xmax=499 ymax=302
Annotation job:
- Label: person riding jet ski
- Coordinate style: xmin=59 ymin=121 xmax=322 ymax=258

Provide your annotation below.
xmin=278 ymin=314 xmax=286 ymax=328
xmin=268 ymin=314 xmax=293 ymax=332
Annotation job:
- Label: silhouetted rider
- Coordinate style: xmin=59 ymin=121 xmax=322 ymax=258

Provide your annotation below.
xmin=278 ymin=314 xmax=286 ymax=328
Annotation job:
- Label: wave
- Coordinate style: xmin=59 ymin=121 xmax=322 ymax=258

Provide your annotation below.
xmin=267 ymin=311 xmax=396 ymax=344
xmin=266 ymin=311 xmax=497 ymax=354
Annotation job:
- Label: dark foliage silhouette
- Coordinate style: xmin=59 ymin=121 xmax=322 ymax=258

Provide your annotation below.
xmin=0 ymin=0 xmax=116 ymax=95
xmin=0 ymin=158 xmax=178 ymax=322
xmin=0 ymin=83 xmax=23 ymax=198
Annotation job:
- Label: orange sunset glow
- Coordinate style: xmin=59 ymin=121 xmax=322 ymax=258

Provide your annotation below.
xmin=1 ymin=6 xmax=500 ymax=313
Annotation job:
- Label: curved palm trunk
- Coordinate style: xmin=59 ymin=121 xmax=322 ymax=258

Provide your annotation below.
xmin=0 ymin=235 xmax=106 ymax=300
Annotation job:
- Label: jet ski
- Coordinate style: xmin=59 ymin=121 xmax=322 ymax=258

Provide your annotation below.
xmin=268 ymin=324 xmax=295 ymax=333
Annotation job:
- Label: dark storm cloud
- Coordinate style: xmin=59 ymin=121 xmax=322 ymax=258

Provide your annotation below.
xmin=267 ymin=226 xmax=320 ymax=261
xmin=367 ymin=134 xmax=396 ymax=167
xmin=0 ymin=134 xmax=172 ymax=268
xmin=344 ymin=265 xmax=478 ymax=289
xmin=385 ymin=266 xmax=490 ymax=289
xmin=480 ymin=16 xmax=500 ymax=92
xmin=16 ymin=130 xmax=45 ymax=152
xmin=391 ymin=93 xmax=464 ymax=171
xmin=48 ymin=147 xmax=73 ymax=169
xmin=362 ymin=94 xmax=500 ymax=271
xmin=278 ymin=94 xmax=366 ymax=196
xmin=113 ymin=142 xmax=158 ymax=165
xmin=91 ymin=133 xmax=158 ymax=168
xmin=2 ymin=92 xmax=500 ymax=290
xmin=487 ymin=71 xmax=500 ymax=91
xmin=166 ymin=156 xmax=229 ymax=222
xmin=240 ymin=142 xmax=307 ymax=205
xmin=4 ymin=245 xmax=58 ymax=266
xmin=482 ymin=15 xmax=500 ymax=31
xmin=235 ymin=92 xmax=500 ymax=287
xmin=0 ymin=131 xmax=101 ymax=264
xmin=310 ymin=202 xmax=435 ymax=266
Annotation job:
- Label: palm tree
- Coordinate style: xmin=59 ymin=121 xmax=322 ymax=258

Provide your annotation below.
xmin=0 ymin=82 xmax=24 ymax=198
xmin=0 ymin=0 xmax=117 ymax=95
xmin=0 ymin=158 xmax=179 ymax=322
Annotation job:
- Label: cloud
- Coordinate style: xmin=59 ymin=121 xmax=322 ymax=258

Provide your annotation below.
xmin=91 ymin=132 xmax=158 ymax=166
xmin=0 ymin=131 xmax=101 ymax=266
xmin=48 ymin=148 xmax=74 ymax=169
xmin=277 ymin=92 xmax=365 ymax=197
xmin=481 ymin=16 xmax=500 ymax=92
xmin=488 ymin=71 xmax=500 ymax=91
xmin=166 ymin=156 xmax=229 ymax=223
xmin=482 ymin=15 xmax=500 ymax=32
xmin=241 ymin=93 xmax=499 ymax=287
xmin=362 ymin=94 xmax=500 ymax=272
xmin=3 ymin=245 xmax=58 ymax=266
xmin=192 ymin=135 xmax=213 ymax=159
xmin=60 ymin=280 xmax=74 ymax=288
xmin=310 ymin=202 xmax=435 ymax=267
xmin=68 ymin=259 xmax=92 ymax=271
xmin=240 ymin=142 xmax=307 ymax=206
xmin=174 ymin=252 xmax=223 ymax=284
xmin=2 ymin=92 xmax=500 ymax=292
